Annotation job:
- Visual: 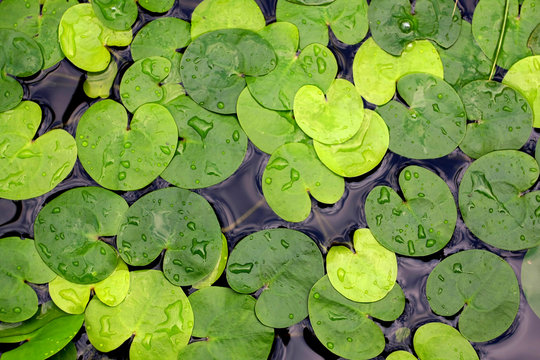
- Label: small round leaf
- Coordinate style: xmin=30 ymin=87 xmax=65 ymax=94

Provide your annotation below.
xmin=413 ymin=322 xmax=478 ymax=360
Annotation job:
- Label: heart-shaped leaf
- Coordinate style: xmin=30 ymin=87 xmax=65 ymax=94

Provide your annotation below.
xmin=117 ymin=187 xmax=223 ymax=286
xmin=76 ymin=100 xmax=177 ymax=191
xmin=458 ymin=150 xmax=540 ymax=250
xmin=85 ymin=270 xmax=193 ymax=360
xmin=83 ymin=59 xmax=118 ymax=99
xmin=326 ymin=228 xmax=397 ymax=302
xmin=365 ymin=165 xmax=457 ymax=256
xmin=308 ymin=275 xmax=405 ymax=359
xmin=0 ymin=101 xmax=77 ymax=200
xmin=177 ymin=287 xmax=274 ymax=360
xmin=34 ymin=186 xmax=128 ymax=284
xmin=413 ymin=322 xmax=479 ymax=360
xmin=226 ymin=228 xmax=324 ymax=328
xmin=426 ymin=249 xmax=520 ymax=342
xmin=522 ymin=246 xmax=540 ymax=318
xmin=376 ymin=73 xmax=466 ymax=159
xmin=160 ymin=94 xmax=248 ymax=189
xmin=91 ymin=0 xmax=138 ymax=31
xmin=353 ymin=38 xmax=444 ymax=106
xmin=262 ymin=142 xmax=345 ymax=222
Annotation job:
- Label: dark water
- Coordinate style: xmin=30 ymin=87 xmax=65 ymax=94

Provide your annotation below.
xmin=1 ymin=0 xmax=540 ymax=359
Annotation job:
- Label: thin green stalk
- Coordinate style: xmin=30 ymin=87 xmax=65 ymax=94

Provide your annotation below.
xmin=451 ymin=0 xmax=460 ymax=17
xmin=489 ymin=0 xmax=510 ymax=80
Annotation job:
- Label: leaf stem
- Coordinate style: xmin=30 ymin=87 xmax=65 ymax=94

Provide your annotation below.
xmin=489 ymin=0 xmax=510 ymax=80
xmin=451 ymin=0 xmax=460 ymax=17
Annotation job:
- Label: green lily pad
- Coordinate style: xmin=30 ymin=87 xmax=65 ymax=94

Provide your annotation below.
xmin=117 ymin=187 xmax=223 ymax=286
xmin=308 ymin=275 xmax=405 ymax=359
xmin=353 ymin=38 xmax=444 ymax=106
xmin=472 ymin=0 xmax=540 ymax=69
xmin=0 ymin=302 xmax=84 ymax=360
xmin=160 ymin=95 xmax=248 ymax=189
xmin=193 ymin=234 xmax=228 ymax=289
xmin=34 ymin=186 xmax=128 ymax=284
xmin=85 ymin=270 xmax=193 ymax=360
xmin=458 ymin=80 xmax=533 ymax=159
xmin=92 ymin=0 xmax=138 ymax=31
xmin=262 ymin=142 xmax=345 ymax=222
xmin=294 ymin=79 xmax=364 ymax=145
xmin=236 ymin=88 xmax=309 ymax=154
xmin=0 ymin=237 xmax=56 ymax=323
xmin=326 ymin=228 xmax=397 ymax=303
xmin=529 ymin=24 xmax=540 ymax=54
xmin=226 ymin=228 xmax=324 ymax=328
xmin=365 ymin=165 xmax=457 ymax=256
xmin=0 ymin=101 xmax=77 ymax=200
xmin=414 ymin=322 xmax=479 ymax=360
xmin=435 ymin=22 xmax=491 ymax=90
xmin=245 ymin=22 xmax=338 ymax=111
xmin=138 ymin=0 xmax=174 ymax=13
xmin=276 ymin=0 xmax=369 ymax=48
xmin=458 ymin=150 xmax=540 ymax=250
xmin=177 ymin=287 xmax=274 ymax=360
xmin=180 ymin=28 xmax=276 ymax=114
xmin=119 ymin=56 xmax=171 ymax=112
xmin=190 ymin=0 xmax=266 ymax=39
xmin=49 ymin=260 xmax=130 ymax=314
xmin=83 ymin=59 xmax=118 ymax=99
xmin=522 ymin=246 xmax=540 ymax=318
xmin=49 ymin=342 xmax=77 ymax=360
xmin=368 ymin=0 xmax=461 ymax=56
xmin=58 ymin=3 xmax=132 ymax=72
xmin=376 ymin=73 xmax=466 ymax=159
xmin=387 ymin=351 xmax=417 ymax=360
xmin=426 ymin=250 xmax=520 ymax=342
xmin=76 ymin=100 xmax=177 ymax=191
xmin=313 ymin=109 xmax=389 ymax=177
xmin=503 ymin=55 xmax=540 ymax=128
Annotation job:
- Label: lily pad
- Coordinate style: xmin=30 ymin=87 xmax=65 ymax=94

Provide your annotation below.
xmin=76 ymin=100 xmax=177 ymax=191
xmin=529 ymin=24 xmax=540 ymax=54
xmin=522 ymin=246 xmax=540 ymax=318
xmin=49 ymin=260 xmax=130 ymax=314
xmin=193 ymin=234 xmax=228 ymax=289
xmin=49 ymin=342 xmax=77 ymax=360
xmin=308 ymin=275 xmax=405 ymax=359
xmin=0 ymin=237 xmax=56 ymax=323
xmin=472 ymin=0 xmax=540 ymax=69
xmin=160 ymin=95 xmax=248 ymax=189
xmin=414 ymin=322 xmax=479 ymax=360
xmin=58 ymin=3 xmax=132 ymax=72
xmin=426 ymin=250 xmax=520 ymax=342
xmin=34 ymin=186 xmax=128 ymax=284
xmin=138 ymin=0 xmax=174 ymax=13
xmin=368 ymin=0 xmax=461 ymax=56
xmin=458 ymin=150 xmax=540 ymax=250
xmin=177 ymin=287 xmax=274 ymax=360
xmin=190 ymin=0 xmax=266 ymax=39
xmin=92 ymin=0 xmax=138 ymax=31
xmin=503 ymin=55 xmax=540 ymax=128
xmin=376 ymin=73 xmax=466 ymax=159
xmin=236 ymin=88 xmax=309 ymax=154
xmin=365 ymin=165 xmax=457 ymax=257
xmin=458 ymin=80 xmax=533 ymax=159
xmin=85 ymin=270 xmax=193 ymax=360
xmin=180 ymin=28 xmax=276 ymax=114
xmin=83 ymin=59 xmax=118 ymax=99
xmin=353 ymin=38 xmax=444 ymax=106
xmin=117 ymin=187 xmax=223 ymax=286
xmin=313 ymin=110 xmax=389 ymax=177
xmin=326 ymin=228 xmax=397 ymax=303
xmin=294 ymin=79 xmax=364 ymax=145
xmin=0 ymin=302 xmax=83 ymax=360
xmin=276 ymin=0 xmax=369 ymax=48
xmin=0 ymin=101 xmax=77 ymax=200
xmin=262 ymin=142 xmax=345 ymax=222
xmin=245 ymin=22 xmax=338 ymax=111
xmin=226 ymin=228 xmax=324 ymax=328
xmin=387 ymin=351 xmax=417 ymax=360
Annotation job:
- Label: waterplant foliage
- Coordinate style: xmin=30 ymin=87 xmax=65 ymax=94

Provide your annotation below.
xmin=308 ymin=275 xmax=405 ymax=359
xmin=353 ymin=38 xmax=444 ymax=106
xmin=522 ymin=246 xmax=540 ymax=318
xmin=365 ymin=165 xmax=457 ymax=257
xmin=138 ymin=0 xmax=175 ymax=13
xmin=117 ymin=187 xmax=223 ymax=286
xmin=178 ymin=287 xmax=274 ymax=359
xmin=34 ymin=187 xmax=128 ymax=284
xmin=458 ymin=150 xmax=540 ymax=250
xmin=262 ymin=142 xmax=345 ymax=222
xmin=49 ymin=342 xmax=77 ymax=360
xmin=83 ymin=59 xmax=118 ymax=99
xmin=426 ymin=250 xmax=520 ymax=342
xmin=85 ymin=270 xmax=193 ymax=360
xmin=0 ymin=237 xmax=56 ymax=323
xmin=413 ymin=322 xmax=479 ymax=360
xmin=76 ymin=100 xmax=177 ymax=191
xmin=376 ymin=73 xmax=466 ymax=159
xmin=326 ymin=228 xmax=397 ymax=302
xmin=368 ymin=0 xmax=461 ymax=56
xmin=387 ymin=351 xmax=417 ymax=360
xmin=226 ymin=228 xmax=324 ymax=328
xmin=529 ymin=24 xmax=540 ymax=54
xmin=192 ymin=234 xmax=229 ymax=289
xmin=91 ymin=0 xmax=138 ymax=31
xmin=160 ymin=95 xmax=248 ymax=189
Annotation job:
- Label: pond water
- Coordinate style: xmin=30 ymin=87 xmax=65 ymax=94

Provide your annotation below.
xmin=0 ymin=0 xmax=539 ymax=359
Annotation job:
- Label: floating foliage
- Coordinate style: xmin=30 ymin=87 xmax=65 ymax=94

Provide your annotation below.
xmin=522 ymin=246 xmax=540 ymax=318
xmin=91 ymin=0 xmax=138 ymax=31
xmin=413 ymin=322 xmax=479 ymax=360
xmin=138 ymin=0 xmax=175 ymax=13
xmin=192 ymin=234 xmax=228 ymax=289
xmin=387 ymin=351 xmax=417 ymax=360
xmin=529 ymin=24 xmax=540 ymax=54
xmin=83 ymin=60 xmax=118 ymax=99
xmin=49 ymin=342 xmax=77 ymax=360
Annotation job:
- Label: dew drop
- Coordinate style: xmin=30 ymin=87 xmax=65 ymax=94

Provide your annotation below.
xmin=327 ymin=342 xmax=334 ymax=349
xmin=118 ymin=172 xmax=127 ymax=180
xmin=452 ymin=263 xmax=463 ymax=273
xmin=229 ymin=262 xmax=254 ymax=274
xmin=337 ymin=268 xmax=346 ymax=282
